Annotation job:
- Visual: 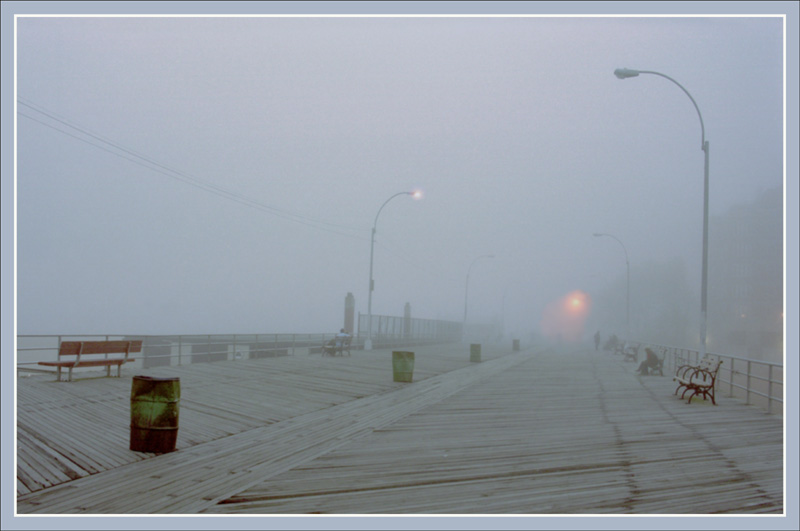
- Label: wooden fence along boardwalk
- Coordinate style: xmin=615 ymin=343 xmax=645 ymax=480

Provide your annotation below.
xmin=16 ymin=344 xmax=783 ymax=515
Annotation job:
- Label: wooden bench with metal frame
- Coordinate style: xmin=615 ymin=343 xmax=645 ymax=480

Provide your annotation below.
xmin=673 ymin=354 xmax=723 ymax=405
xmin=38 ymin=340 xmax=142 ymax=382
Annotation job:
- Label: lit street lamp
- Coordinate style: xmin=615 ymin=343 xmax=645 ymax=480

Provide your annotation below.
xmin=463 ymin=254 xmax=494 ymax=342
xmin=614 ymin=67 xmax=710 ymax=357
xmin=365 ymin=190 xmax=422 ymax=350
xmin=593 ymin=232 xmax=630 ymax=341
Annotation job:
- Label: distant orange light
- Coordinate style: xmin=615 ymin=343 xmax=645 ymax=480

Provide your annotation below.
xmin=540 ymin=290 xmax=592 ymax=344
xmin=565 ymin=290 xmax=588 ymax=313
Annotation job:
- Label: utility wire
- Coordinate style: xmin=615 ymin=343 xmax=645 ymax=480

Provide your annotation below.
xmin=17 ymin=98 xmax=368 ymax=240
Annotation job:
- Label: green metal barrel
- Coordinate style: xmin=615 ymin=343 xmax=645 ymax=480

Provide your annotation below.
xmin=130 ymin=375 xmax=180 ymax=453
xmin=392 ymin=351 xmax=415 ymax=383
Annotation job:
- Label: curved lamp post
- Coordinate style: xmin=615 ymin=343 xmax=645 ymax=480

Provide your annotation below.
xmin=365 ymin=190 xmax=421 ymax=350
xmin=463 ymin=254 xmax=494 ymax=342
xmin=614 ymin=67 xmax=710 ymax=357
xmin=593 ymin=233 xmax=630 ymax=342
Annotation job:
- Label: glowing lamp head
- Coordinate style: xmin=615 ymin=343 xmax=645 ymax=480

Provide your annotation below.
xmin=614 ymin=68 xmax=640 ymax=79
xmin=410 ymin=189 xmax=423 ymax=200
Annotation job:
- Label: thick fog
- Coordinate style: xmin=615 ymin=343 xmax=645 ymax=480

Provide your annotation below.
xmin=11 ymin=11 xmax=788 ymax=358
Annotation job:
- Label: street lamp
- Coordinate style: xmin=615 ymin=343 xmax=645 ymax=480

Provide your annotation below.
xmin=593 ymin=233 xmax=630 ymax=342
xmin=365 ymin=190 xmax=422 ymax=350
xmin=614 ymin=67 xmax=710 ymax=357
xmin=463 ymin=254 xmax=494 ymax=342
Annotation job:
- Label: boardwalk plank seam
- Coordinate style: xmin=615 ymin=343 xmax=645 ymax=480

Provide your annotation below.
xmin=16 ymin=347 xmax=783 ymax=515
xmin=17 ymin=349 xmax=533 ymax=513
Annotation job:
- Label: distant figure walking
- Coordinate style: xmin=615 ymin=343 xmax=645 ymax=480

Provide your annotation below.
xmin=594 ymin=331 xmax=601 ymax=351
xmin=637 ymin=348 xmax=663 ymax=376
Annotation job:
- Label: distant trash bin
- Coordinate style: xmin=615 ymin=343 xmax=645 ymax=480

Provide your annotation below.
xmin=470 ymin=343 xmax=482 ymax=363
xmin=392 ymin=351 xmax=415 ymax=383
xmin=130 ymin=375 xmax=180 ymax=453
xmin=513 ymin=339 xmax=520 ymax=351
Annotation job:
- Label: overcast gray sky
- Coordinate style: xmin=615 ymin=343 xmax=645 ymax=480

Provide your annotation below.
xmin=10 ymin=8 xmax=790 ymax=339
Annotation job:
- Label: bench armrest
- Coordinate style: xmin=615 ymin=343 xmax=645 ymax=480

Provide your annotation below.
xmin=675 ymin=364 xmax=697 ymax=378
xmin=684 ymin=363 xmax=721 ymax=385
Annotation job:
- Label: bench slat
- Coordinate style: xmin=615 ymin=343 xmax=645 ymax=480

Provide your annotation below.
xmin=39 ymin=359 xmax=127 ymax=368
xmin=58 ymin=340 xmax=142 ymax=356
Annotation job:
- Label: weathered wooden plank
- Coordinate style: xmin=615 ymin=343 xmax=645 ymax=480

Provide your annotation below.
xmin=17 ymin=347 xmax=533 ymax=513
xmin=16 ymin=345 xmax=783 ymax=515
xmin=203 ymin=349 xmax=783 ymax=515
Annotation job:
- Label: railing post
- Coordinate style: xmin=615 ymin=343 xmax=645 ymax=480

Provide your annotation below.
xmin=178 ymin=335 xmax=183 ymax=366
xmin=292 ymin=334 xmax=296 ymax=356
xmin=746 ymin=360 xmax=752 ymax=405
xmin=768 ymin=365 xmax=773 ymax=415
xmin=729 ymin=358 xmax=735 ymax=397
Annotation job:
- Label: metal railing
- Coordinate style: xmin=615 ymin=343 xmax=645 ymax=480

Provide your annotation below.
xmin=16 ymin=331 xmax=458 ymax=373
xmin=356 ymin=312 xmax=462 ymax=346
xmin=634 ymin=341 xmax=784 ymax=415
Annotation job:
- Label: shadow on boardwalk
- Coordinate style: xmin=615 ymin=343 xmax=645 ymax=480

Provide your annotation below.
xmin=16 ymin=344 xmax=783 ymax=515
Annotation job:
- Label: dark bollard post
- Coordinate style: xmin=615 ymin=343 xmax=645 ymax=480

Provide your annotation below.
xmin=470 ymin=343 xmax=481 ymax=363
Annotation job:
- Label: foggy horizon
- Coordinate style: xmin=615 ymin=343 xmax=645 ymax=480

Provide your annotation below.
xmin=12 ymin=13 xmax=787 ymax=358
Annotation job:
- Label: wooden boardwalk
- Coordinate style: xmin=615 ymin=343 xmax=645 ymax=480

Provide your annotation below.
xmin=16 ymin=344 xmax=784 ymax=515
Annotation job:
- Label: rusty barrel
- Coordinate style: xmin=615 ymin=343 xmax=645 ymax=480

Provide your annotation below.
xmin=470 ymin=343 xmax=482 ymax=363
xmin=392 ymin=351 xmax=415 ymax=383
xmin=130 ymin=375 xmax=180 ymax=453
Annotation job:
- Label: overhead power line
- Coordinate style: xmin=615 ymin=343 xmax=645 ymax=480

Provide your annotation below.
xmin=16 ymin=98 xmax=367 ymax=241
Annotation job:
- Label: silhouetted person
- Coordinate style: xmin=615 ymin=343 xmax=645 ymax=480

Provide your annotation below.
xmin=594 ymin=331 xmax=601 ymax=351
xmin=335 ymin=328 xmax=350 ymax=348
xmin=324 ymin=329 xmax=351 ymax=356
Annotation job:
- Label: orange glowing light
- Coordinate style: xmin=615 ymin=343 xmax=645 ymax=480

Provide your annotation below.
xmin=540 ymin=290 xmax=592 ymax=343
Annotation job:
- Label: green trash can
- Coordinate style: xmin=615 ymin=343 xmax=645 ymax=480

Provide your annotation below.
xmin=470 ymin=343 xmax=481 ymax=363
xmin=130 ymin=375 xmax=180 ymax=453
xmin=392 ymin=351 xmax=415 ymax=383
xmin=513 ymin=339 xmax=520 ymax=351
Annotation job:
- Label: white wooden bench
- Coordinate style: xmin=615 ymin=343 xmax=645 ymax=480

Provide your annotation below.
xmin=38 ymin=340 xmax=142 ymax=382
xmin=616 ymin=344 xmax=638 ymax=362
xmin=673 ymin=354 xmax=723 ymax=404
